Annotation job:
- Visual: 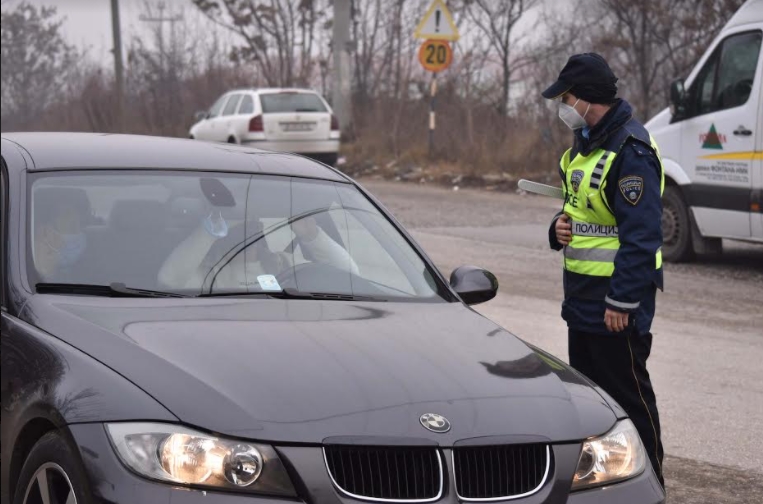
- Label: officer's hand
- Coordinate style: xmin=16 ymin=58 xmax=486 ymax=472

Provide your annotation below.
xmin=604 ymin=308 xmax=629 ymax=333
xmin=555 ymin=214 xmax=572 ymax=246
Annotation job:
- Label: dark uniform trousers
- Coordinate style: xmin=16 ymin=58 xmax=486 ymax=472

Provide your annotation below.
xmin=568 ymin=327 xmax=665 ymax=486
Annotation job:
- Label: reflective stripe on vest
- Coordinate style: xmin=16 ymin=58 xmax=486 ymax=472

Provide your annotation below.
xmin=561 ymin=137 xmax=664 ymax=280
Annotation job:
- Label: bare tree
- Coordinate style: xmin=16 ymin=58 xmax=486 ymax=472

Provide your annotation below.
xmin=0 ymin=2 xmax=80 ymax=128
xmin=192 ymin=0 xmax=328 ymax=87
xmin=465 ymin=0 xmax=539 ymax=116
xmin=124 ymin=1 xmax=256 ymax=136
xmin=593 ymin=0 xmax=745 ymax=119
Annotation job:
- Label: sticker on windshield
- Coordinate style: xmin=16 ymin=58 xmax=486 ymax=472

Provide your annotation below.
xmin=257 ymin=275 xmax=282 ymax=292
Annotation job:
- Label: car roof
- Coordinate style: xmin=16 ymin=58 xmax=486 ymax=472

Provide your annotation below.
xmin=1 ymin=132 xmax=348 ymax=182
xmin=223 ymin=88 xmax=322 ymax=95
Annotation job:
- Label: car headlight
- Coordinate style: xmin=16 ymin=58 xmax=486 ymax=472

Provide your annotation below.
xmin=106 ymin=423 xmax=296 ymax=496
xmin=572 ymin=419 xmax=647 ymax=490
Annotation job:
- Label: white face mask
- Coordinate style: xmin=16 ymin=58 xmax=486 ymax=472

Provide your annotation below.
xmin=559 ymin=98 xmax=590 ymax=130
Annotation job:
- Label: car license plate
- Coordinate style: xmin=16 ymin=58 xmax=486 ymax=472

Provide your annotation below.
xmin=281 ymin=122 xmax=315 ymax=132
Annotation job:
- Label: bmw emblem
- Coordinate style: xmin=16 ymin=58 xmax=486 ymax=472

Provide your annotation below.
xmin=419 ymin=413 xmax=451 ymax=433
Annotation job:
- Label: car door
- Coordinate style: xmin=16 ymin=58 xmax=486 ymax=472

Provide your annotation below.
xmin=0 ymin=159 xmax=7 ymax=314
xmin=202 ymin=94 xmax=232 ymax=142
xmin=681 ymin=28 xmax=762 ymax=240
xmin=219 ymin=93 xmax=243 ymax=142
xmin=1 ymin=158 xmax=10 ymax=450
xmin=753 ymin=67 xmax=763 ymax=240
xmin=233 ymin=94 xmax=256 ymax=140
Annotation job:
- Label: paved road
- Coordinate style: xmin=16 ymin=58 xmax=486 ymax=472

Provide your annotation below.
xmin=360 ymin=179 xmax=763 ymax=503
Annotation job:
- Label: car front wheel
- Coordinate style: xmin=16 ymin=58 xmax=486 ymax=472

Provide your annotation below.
xmin=14 ymin=431 xmax=93 ymax=504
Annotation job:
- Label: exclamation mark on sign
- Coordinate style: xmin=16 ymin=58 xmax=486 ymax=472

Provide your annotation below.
xmin=435 ymin=10 xmax=441 ymax=32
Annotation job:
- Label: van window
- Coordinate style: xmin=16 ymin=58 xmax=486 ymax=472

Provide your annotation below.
xmin=693 ymin=56 xmax=718 ymax=116
xmin=716 ymin=31 xmax=761 ymax=110
xmin=689 ymin=30 xmax=762 ymax=117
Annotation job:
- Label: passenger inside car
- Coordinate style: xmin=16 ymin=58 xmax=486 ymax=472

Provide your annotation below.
xmin=157 ymin=212 xmax=359 ymax=292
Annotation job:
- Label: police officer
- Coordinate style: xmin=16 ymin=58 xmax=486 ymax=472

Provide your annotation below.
xmin=542 ymin=53 xmax=665 ymax=486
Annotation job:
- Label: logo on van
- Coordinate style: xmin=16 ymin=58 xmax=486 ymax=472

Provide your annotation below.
xmin=700 ymin=124 xmax=726 ymax=150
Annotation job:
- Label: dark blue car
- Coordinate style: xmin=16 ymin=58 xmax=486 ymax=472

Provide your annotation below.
xmin=1 ymin=133 xmax=665 ymax=504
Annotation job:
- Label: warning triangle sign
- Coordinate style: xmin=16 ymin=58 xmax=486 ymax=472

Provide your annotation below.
xmin=414 ymin=0 xmax=460 ymax=41
xmin=702 ymin=124 xmax=723 ymax=150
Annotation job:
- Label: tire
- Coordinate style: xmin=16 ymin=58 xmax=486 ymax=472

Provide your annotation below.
xmin=13 ymin=431 xmax=92 ymax=504
xmin=662 ymin=185 xmax=694 ymax=262
xmin=227 ymin=137 xmax=237 ymax=144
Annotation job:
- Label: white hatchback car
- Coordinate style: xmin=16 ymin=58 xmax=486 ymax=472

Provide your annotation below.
xmin=190 ymin=88 xmax=341 ymax=166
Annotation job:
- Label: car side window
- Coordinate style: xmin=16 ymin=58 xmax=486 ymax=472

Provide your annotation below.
xmin=222 ymin=94 xmax=243 ymax=116
xmin=238 ymin=95 xmax=254 ymax=115
xmin=688 ymin=30 xmax=762 ymax=117
xmin=208 ymin=95 xmax=228 ymax=118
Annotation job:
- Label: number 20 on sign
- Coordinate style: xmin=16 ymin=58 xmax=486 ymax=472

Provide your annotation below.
xmin=418 ymin=39 xmax=452 ymax=73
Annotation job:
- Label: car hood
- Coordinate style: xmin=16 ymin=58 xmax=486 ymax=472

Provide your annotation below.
xmin=23 ymin=295 xmax=617 ymax=445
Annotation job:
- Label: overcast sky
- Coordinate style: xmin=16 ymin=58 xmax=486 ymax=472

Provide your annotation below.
xmin=9 ymin=0 xmax=221 ymax=63
xmin=8 ymin=0 xmax=562 ymax=64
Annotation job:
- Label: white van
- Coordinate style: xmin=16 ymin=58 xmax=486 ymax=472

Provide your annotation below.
xmin=646 ymin=0 xmax=762 ymax=261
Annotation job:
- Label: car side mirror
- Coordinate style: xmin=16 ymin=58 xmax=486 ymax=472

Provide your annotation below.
xmin=194 ymin=110 xmax=210 ymax=121
xmin=450 ymin=265 xmax=498 ymax=305
xmin=669 ymin=78 xmax=687 ymax=120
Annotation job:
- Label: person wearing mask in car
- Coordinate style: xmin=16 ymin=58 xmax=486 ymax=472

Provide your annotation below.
xmin=32 ymin=187 xmax=91 ymax=282
xmin=543 ymin=53 xmax=665 ymax=486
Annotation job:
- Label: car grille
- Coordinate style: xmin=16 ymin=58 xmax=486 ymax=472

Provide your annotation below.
xmin=453 ymin=444 xmax=550 ymax=500
xmin=324 ymin=445 xmax=443 ymax=501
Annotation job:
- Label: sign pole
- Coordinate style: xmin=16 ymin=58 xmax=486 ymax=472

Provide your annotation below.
xmin=429 ymin=72 xmax=437 ymax=158
xmin=415 ymin=0 xmax=459 ymax=159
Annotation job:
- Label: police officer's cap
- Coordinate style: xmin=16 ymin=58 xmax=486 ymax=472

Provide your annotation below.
xmin=542 ymin=53 xmax=618 ymax=104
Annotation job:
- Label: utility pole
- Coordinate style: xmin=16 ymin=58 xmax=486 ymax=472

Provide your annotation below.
xmin=110 ymin=0 xmax=124 ymax=131
xmin=331 ymin=0 xmax=352 ymax=132
xmin=139 ymin=2 xmax=183 ymax=72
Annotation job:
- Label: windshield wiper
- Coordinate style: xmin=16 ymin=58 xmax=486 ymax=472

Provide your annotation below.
xmin=36 ymin=283 xmax=189 ymax=298
xmin=279 ymin=288 xmax=384 ymax=301
xmin=201 ymin=288 xmax=385 ymax=302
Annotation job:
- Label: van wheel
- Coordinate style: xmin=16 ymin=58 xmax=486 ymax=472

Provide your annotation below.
xmin=13 ymin=431 xmax=93 ymax=504
xmin=227 ymin=137 xmax=237 ymax=144
xmin=662 ymin=185 xmax=694 ymax=262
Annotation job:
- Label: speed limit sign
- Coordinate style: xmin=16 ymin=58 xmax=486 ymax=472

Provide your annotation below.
xmin=418 ymin=39 xmax=452 ymax=73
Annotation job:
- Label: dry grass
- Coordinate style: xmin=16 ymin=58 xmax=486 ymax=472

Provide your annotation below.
xmin=340 ymin=95 xmax=570 ymax=190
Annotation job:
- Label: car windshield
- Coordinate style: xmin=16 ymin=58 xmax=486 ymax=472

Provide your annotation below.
xmin=27 ymin=172 xmax=445 ymax=301
xmin=260 ymin=93 xmax=328 ymax=113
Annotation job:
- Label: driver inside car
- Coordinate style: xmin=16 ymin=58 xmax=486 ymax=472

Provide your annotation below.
xmin=32 ymin=187 xmax=92 ymax=282
xmin=158 ymin=211 xmax=359 ymax=292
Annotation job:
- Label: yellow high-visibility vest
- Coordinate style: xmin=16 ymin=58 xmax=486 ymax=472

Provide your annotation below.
xmin=561 ymin=137 xmax=665 ymax=278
